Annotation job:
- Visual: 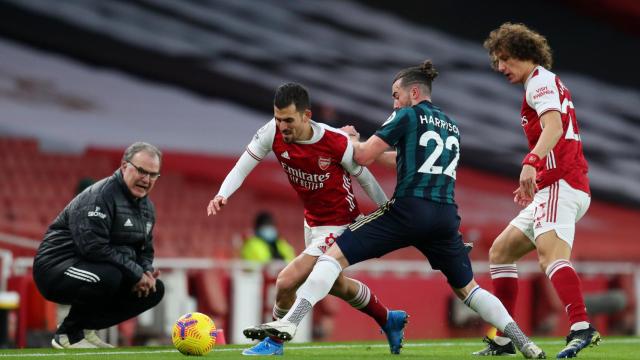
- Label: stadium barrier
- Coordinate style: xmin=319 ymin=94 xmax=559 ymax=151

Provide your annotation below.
xmin=6 ymin=256 xmax=640 ymax=347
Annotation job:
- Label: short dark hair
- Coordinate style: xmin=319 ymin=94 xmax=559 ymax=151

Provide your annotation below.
xmin=122 ymin=142 xmax=162 ymax=163
xmin=274 ymin=82 xmax=310 ymax=112
xmin=483 ymin=22 xmax=553 ymax=70
xmin=393 ymin=60 xmax=439 ymax=94
xmin=254 ymin=211 xmax=274 ymax=229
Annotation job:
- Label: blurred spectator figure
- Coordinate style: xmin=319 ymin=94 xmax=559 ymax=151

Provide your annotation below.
xmin=241 ymin=211 xmax=294 ymax=264
xmin=32 ymin=142 xmax=164 ymax=349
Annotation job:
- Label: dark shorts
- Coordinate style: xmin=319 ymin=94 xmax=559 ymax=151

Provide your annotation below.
xmin=336 ymin=197 xmax=473 ymax=289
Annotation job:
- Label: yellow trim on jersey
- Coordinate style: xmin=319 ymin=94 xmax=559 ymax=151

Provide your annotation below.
xmin=349 ymin=199 xmax=395 ymax=231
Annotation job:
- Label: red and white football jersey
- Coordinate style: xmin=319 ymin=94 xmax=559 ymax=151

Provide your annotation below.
xmin=521 ymin=66 xmax=590 ymax=194
xmin=246 ymin=120 xmax=363 ymax=226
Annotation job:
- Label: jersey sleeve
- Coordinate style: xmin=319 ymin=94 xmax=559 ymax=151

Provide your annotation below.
xmin=216 ymin=151 xmax=260 ymax=198
xmin=339 ymin=136 xmax=361 ymax=175
xmin=217 ymin=120 xmax=273 ymax=198
xmin=340 ymin=136 xmax=388 ymax=206
xmin=374 ymin=109 xmax=408 ymax=147
xmin=246 ymin=119 xmax=276 ymax=161
xmin=526 ymin=74 xmax=561 ymax=117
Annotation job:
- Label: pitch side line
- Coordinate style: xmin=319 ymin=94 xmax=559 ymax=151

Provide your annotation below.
xmin=2 ymin=339 xmax=638 ymax=357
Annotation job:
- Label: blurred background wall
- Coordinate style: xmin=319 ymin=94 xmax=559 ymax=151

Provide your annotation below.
xmin=0 ymin=0 xmax=638 ymax=347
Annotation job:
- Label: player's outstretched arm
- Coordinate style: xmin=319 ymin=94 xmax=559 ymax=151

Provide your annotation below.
xmin=353 ymin=135 xmax=391 ymax=166
xmin=341 ymin=125 xmax=396 ymax=168
xmin=206 ymin=151 xmax=260 ymax=216
xmin=375 ymin=151 xmax=397 ymax=168
xmin=340 ymin=131 xmax=388 ymax=206
xmin=207 ymin=195 xmax=228 ymax=216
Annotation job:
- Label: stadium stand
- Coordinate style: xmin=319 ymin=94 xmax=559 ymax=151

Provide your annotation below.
xmin=0 ymin=0 xmax=639 ymax=205
xmin=2 ymin=136 xmax=638 ymax=262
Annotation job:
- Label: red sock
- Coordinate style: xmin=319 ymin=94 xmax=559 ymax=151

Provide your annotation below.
xmin=547 ymin=260 xmax=589 ymax=326
xmin=359 ymin=294 xmax=389 ymax=328
xmin=490 ymin=264 xmax=518 ymax=337
xmin=348 ymin=281 xmax=389 ymax=327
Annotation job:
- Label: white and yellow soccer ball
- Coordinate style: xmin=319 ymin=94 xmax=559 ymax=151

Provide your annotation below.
xmin=172 ymin=312 xmax=217 ymax=356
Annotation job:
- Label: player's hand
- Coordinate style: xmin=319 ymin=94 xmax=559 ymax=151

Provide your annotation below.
xmin=512 ymin=187 xmax=533 ymax=207
xmin=340 ymin=125 xmax=360 ymax=141
xmin=207 ymin=195 xmax=227 ymax=216
xmin=518 ymin=165 xmax=538 ymax=200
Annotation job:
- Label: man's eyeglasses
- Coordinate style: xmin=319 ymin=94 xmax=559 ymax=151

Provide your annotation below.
xmin=127 ymin=161 xmax=161 ymax=180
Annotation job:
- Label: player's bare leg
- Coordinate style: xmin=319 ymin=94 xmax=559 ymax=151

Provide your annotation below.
xmin=249 ymin=245 xmax=350 ymax=341
xmin=274 ymin=254 xmax=317 ymax=310
xmin=245 ymin=248 xmax=407 ymax=353
xmin=243 ymin=254 xmax=315 ymax=342
xmin=475 ymin=225 xmax=535 ymax=355
xmin=536 ymin=231 xmax=600 ymax=358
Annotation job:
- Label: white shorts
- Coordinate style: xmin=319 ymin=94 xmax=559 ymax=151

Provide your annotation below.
xmin=303 ymin=221 xmax=349 ymax=257
xmin=510 ymin=179 xmax=590 ymax=247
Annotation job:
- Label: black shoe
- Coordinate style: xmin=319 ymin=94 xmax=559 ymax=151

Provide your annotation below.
xmin=472 ymin=336 xmax=516 ymax=356
xmin=556 ymin=325 xmax=601 ymax=358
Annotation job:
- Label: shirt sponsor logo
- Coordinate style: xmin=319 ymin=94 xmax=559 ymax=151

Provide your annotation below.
xmin=521 ymin=115 xmax=528 ymax=126
xmin=533 ymin=86 xmax=555 ymax=100
xmin=281 ymin=162 xmax=330 ymax=190
xmin=87 ymin=206 xmax=107 ymax=219
xmin=318 ymin=156 xmax=331 ymax=170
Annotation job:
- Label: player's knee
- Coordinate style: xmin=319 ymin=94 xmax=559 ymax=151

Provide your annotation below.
xmin=275 ymin=272 xmax=297 ymax=294
xmin=90 ymin=270 xmax=123 ymax=299
xmin=149 ymin=279 xmax=165 ymax=306
xmin=328 ymin=275 xmax=349 ymax=297
xmin=537 ymin=255 xmax=554 ymax=273
xmin=488 ymin=242 xmax=508 ymax=263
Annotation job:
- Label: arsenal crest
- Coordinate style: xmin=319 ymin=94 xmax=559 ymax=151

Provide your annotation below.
xmin=318 ymin=156 xmax=331 ymax=170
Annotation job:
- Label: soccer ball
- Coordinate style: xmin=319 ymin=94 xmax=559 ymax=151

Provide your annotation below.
xmin=172 ymin=312 xmax=217 ymax=356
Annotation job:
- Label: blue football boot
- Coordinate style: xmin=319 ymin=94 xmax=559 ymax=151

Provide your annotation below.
xmin=381 ymin=310 xmax=408 ymax=354
xmin=242 ymin=337 xmax=284 ymax=356
xmin=556 ymin=325 xmax=601 ymax=358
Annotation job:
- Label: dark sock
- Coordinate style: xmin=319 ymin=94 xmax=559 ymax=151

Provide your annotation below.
xmin=269 ymin=336 xmax=284 ymax=344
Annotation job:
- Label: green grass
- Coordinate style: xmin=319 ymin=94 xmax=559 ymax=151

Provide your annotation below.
xmin=0 ymin=337 xmax=637 ymax=359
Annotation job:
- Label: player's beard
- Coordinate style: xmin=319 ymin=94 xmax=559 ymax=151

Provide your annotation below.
xmin=282 ymin=131 xmax=293 ymax=143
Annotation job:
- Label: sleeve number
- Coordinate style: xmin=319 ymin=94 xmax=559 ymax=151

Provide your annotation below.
xmin=417 ymin=131 xmax=460 ymax=179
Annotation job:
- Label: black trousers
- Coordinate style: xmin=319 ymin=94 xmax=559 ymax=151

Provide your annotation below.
xmin=33 ymin=260 xmax=164 ymax=333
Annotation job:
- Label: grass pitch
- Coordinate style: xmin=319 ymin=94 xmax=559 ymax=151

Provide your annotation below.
xmin=0 ymin=337 xmax=637 ymax=359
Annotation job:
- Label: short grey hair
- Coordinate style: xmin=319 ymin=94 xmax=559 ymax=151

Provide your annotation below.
xmin=122 ymin=142 xmax=162 ymax=163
